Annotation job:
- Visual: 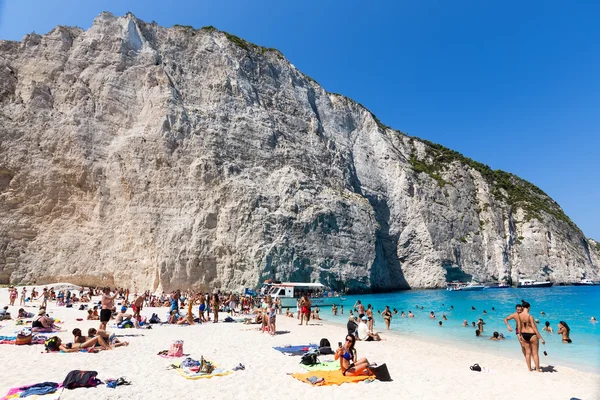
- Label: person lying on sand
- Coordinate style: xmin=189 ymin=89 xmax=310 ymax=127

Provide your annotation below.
xmin=335 ymin=335 xmax=372 ymax=376
xmin=18 ymin=308 xmax=34 ymax=318
xmin=0 ymin=306 xmax=11 ymax=320
xmin=46 ymin=335 xmax=108 ymax=352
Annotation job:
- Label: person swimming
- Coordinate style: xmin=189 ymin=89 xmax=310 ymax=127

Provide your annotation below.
xmin=542 ymin=321 xmax=553 ymax=334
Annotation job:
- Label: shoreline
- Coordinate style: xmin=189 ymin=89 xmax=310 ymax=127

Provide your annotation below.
xmin=0 ymin=286 xmax=599 ymax=399
xmin=317 ymin=314 xmax=599 ymax=374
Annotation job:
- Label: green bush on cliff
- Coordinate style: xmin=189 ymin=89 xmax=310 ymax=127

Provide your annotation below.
xmin=408 ymin=139 xmax=574 ymax=227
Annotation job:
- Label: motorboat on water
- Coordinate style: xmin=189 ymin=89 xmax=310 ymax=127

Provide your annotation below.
xmin=518 ymin=279 xmax=553 ymax=288
xmin=486 ymin=282 xmax=510 ymax=289
xmin=446 ymin=281 xmax=486 ymax=291
xmin=263 ymin=282 xmax=345 ymax=308
xmin=572 ymin=278 xmax=599 ymax=286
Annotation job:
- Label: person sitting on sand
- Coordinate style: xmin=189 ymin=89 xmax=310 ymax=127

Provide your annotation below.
xmin=335 ymin=334 xmax=372 ymax=376
xmin=0 ymin=306 xmax=11 ymax=320
xmin=542 ymin=321 xmax=553 ymax=334
xmin=87 ymin=328 xmax=129 ymax=347
xmin=87 ymin=309 xmax=99 ymax=320
xmin=286 ymin=307 xmax=294 ymax=317
xmin=32 ymin=310 xmax=57 ymax=332
xmin=72 ymin=328 xmax=112 ymax=349
xmin=347 ymin=315 xmax=358 ymax=337
xmin=115 ymin=306 xmax=132 ymax=325
xmin=178 ymin=300 xmax=195 ymax=325
xmin=45 ymin=335 xmax=107 ymax=352
xmin=490 ymin=331 xmax=502 ymax=341
xmin=558 ymin=321 xmax=572 ymax=343
xmin=357 ymin=316 xmax=382 ymax=341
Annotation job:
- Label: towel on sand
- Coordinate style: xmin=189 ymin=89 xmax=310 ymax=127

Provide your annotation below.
xmin=273 ymin=344 xmax=318 ymax=356
xmin=291 ymin=370 xmax=370 ymax=386
xmin=299 ymin=360 xmax=340 ymax=371
xmin=172 ymin=361 xmax=232 ymax=380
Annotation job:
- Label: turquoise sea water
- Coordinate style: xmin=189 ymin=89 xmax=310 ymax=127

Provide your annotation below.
xmin=325 ymin=286 xmax=600 ymax=372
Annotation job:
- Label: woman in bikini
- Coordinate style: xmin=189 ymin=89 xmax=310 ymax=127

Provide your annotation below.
xmin=335 ymin=334 xmax=372 ymax=376
xmin=381 ymin=306 xmax=392 ymax=330
xmin=516 ymin=301 xmax=545 ymax=372
xmin=46 ymin=336 xmax=108 ymax=353
xmin=557 ymin=321 xmax=572 ymax=343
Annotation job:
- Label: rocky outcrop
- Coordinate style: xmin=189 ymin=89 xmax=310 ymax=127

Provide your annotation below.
xmin=0 ymin=13 xmax=598 ymax=292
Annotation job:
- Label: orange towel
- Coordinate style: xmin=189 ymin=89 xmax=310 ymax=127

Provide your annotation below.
xmin=291 ymin=370 xmax=371 ymax=386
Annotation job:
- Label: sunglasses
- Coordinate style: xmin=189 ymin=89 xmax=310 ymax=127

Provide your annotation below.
xmin=345 ymin=338 xmax=353 ymax=342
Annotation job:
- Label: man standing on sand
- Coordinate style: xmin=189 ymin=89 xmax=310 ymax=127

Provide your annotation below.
xmin=132 ymin=293 xmax=145 ymax=321
xmin=100 ymin=287 xmax=117 ymax=331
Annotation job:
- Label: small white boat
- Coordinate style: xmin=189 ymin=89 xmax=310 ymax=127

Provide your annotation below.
xmin=447 ymin=281 xmax=486 ymax=291
xmin=572 ymin=279 xmax=598 ymax=286
xmin=518 ymin=279 xmax=553 ymax=288
xmin=264 ymin=282 xmax=345 ymax=308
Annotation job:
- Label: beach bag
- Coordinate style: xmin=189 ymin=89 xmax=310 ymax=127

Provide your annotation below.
xmin=63 ymin=370 xmax=101 ymax=389
xmin=318 ymin=338 xmax=333 ymax=354
xmin=371 ymin=363 xmax=392 ymax=381
xmin=470 ymin=363 xmax=482 ymax=372
xmin=118 ymin=320 xmax=134 ymax=329
xmin=149 ymin=313 xmax=161 ymax=324
xmin=300 ymin=351 xmax=319 ymax=366
xmin=16 ymin=332 xmax=32 ymax=345
xmin=168 ymin=340 xmax=184 ymax=357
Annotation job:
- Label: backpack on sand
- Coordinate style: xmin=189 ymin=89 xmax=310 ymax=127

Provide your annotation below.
xmin=300 ymin=351 xmax=320 ymax=366
xmin=62 ymin=370 xmax=102 ymax=389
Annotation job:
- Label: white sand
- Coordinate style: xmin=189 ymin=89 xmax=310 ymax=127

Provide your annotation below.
xmin=0 ymin=286 xmax=598 ymax=400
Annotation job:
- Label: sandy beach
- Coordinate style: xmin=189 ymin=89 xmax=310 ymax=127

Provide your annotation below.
xmin=0 ymin=286 xmax=598 ymax=400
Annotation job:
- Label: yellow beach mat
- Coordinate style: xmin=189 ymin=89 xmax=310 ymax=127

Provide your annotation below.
xmin=173 ymin=361 xmax=233 ymax=380
xmin=291 ymin=370 xmax=370 ymax=386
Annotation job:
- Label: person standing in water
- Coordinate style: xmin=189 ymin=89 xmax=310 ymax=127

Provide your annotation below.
xmin=381 ymin=306 xmax=392 ymax=330
xmin=558 ymin=321 xmax=572 ymax=343
xmin=516 ymin=301 xmax=545 ymax=372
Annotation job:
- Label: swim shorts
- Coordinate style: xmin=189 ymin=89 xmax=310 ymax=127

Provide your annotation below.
xmin=100 ymin=309 xmax=112 ymax=322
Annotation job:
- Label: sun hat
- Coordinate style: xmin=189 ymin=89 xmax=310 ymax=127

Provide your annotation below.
xmin=361 ymin=316 xmax=368 ymax=321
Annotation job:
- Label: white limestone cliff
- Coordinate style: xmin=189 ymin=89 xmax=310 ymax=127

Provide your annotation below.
xmin=0 ymin=13 xmax=598 ymax=292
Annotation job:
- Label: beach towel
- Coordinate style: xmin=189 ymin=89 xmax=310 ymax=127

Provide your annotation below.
xmin=1 ymin=382 xmax=63 ymax=400
xmin=291 ymin=370 xmax=371 ymax=386
xmin=299 ymin=360 xmax=340 ymax=371
xmin=273 ymin=344 xmax=318 ymax=356
xmin=171 ymin=360 xmax=232 ymax=380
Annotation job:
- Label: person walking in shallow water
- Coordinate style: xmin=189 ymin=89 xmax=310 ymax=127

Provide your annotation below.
xmin=381 ymin=306 xmax=392 ymax=330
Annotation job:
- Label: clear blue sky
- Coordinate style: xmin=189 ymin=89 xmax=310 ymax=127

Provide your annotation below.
xmin=1 ymin=1 xmax=598 ymax=239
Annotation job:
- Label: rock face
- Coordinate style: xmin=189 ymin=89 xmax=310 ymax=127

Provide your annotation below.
xmin=0 ymin=13 xmax=598 ymax=292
